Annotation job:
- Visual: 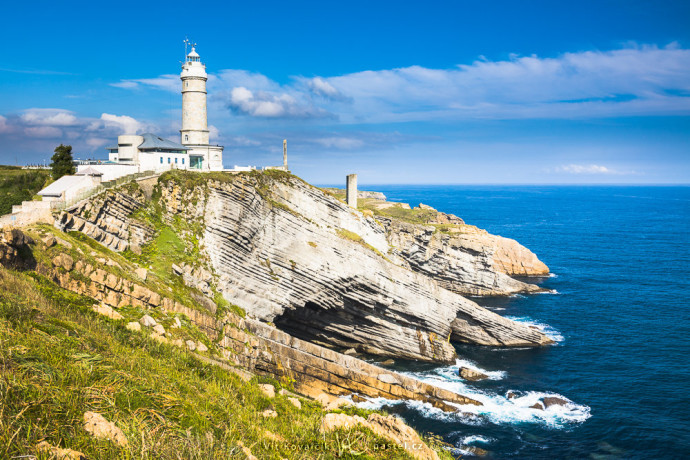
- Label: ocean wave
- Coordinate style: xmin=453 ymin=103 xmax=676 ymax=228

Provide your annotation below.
xmin=506 ymin=316 xmax=564 ymax=342
xmin=461 ymin=434 xmax=492 ymax=445
xmin=355 ymin=359 xmax=590 ymax=429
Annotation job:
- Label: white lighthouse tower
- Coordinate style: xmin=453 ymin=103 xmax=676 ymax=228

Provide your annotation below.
xmin=180 ymin=42 xmax=224 ymax=170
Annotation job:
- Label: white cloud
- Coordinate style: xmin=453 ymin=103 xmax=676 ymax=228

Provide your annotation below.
xmin=24 ymin=126 xmax=62 ymax=138
xmin=20 ymin=109 xmax=79 ymax=126
xmin=314 ymin=137 xmax=364 ymax=149
xmin=86 ymin=137 xmax=109 ymax=148
xmin=208 ymin=125 xmax=220 ymax=141
xmin=307 ymin=77 xmax=346 ymax=100
xmin=0 ymin=115 xmax=12 ymax=133
xmin=97 ymin=113 xmax=142 ymax=134
xmin=111 ymin=74 xmax=179 ymax=92
xmin=228 ymin=86 xmax=331 ymax=118
xmin=107 ymin=43 xmax=690 ymax=123
xmin=554 ymin=164 xmax=634 ymax=175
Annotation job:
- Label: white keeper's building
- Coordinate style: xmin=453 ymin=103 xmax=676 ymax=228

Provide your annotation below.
xmin=105 ymin=45 xmax=224 ymax=171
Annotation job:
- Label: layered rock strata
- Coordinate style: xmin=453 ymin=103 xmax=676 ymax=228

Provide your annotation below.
xmin=57 ymin=171 xmax=553 ymax=363
xmin=34 ymin=247 xmax=482 ymax=412
xmin=384 ymin=218 xmax=548 ymax=296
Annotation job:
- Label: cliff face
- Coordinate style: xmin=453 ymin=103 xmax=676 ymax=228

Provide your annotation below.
xmin=384 ymin=219 xmax=548 ymax=296
xmin=57 ymin=171 xmax=553 ymax=364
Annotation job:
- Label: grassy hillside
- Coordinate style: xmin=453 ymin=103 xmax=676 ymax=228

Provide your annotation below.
xmin=0 ymin=166 xmax=51 ymax=215
xmin=0 ymin=222 xmax=453 ymax=459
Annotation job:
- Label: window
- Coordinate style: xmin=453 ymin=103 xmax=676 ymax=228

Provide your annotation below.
xmin=182 ymin=158 xmax=185 ymax=165
xmin=185 ymin=135 xmax=189 ymax=141
xmin=175 ymin=158 xmax=178 ymax=164
xmin=160 ymin=156 xmax=163 ymax=164
xmin=167 ymin=157 xmax=171 ymax=164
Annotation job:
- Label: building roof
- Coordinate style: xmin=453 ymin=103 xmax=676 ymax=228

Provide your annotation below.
xmin=38 ymin=175 xmax=92 ymax=197
xmin=75 ymin=167 xmax=103 ymax=176
xmin=137 ymin=133 xmax=187 ymax=151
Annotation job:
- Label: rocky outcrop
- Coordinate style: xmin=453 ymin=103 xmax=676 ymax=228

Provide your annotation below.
xmin=56 ymin=171 xmax=553 ymax=362
xmin=55 ymin=184 xmax=153 ymax=252
xmin=459 ymin=366 xmax=489 ymax=381
xmin=220 ymin=315 xmax=481 ymax=410
xmin=154 ymin=173 xmax=553 ymax=361
xmin=0 ymin=227 xmax=34 ymax=267
xmin=384 ymin=218 xmax=548 ymax=295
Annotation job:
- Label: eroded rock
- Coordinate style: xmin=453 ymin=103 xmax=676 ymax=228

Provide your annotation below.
xmin=459 ymin=367 xmax=489 ymax=382
xmin=83 ymin=411 xmax=128 ymax=447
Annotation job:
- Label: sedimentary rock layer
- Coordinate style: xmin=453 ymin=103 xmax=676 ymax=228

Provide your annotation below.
xmin=384 ymin=219 xmax=549 ymax=296
xmin=56 ymin=171 xmax=553 ymax=362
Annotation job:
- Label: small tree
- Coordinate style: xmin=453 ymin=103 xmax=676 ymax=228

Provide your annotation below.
xmin=50 ymin=144 xmax=75 ymax=180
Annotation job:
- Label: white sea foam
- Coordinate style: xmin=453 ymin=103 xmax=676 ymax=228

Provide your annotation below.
xmin=461 ymin=435 xmax=492 ymax=445
xmin=355 ymin=358 xmax=591 ymax=430
xmin=548 ymin=273 xmax=558 ymax=278
xmin=506 ymin=316 xmax=564 ymax=342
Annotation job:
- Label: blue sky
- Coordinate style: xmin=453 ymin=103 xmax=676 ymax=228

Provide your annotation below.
xmin=1 ymin=0 xmax=689 ymax=184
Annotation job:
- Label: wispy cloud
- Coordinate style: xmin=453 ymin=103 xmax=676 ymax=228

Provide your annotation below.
xmin=111 ymin=43 xmax=690 ymax=123
xmin=0 ymin=108 xmax=156 ymax=153
xmin=553 ymin=164 xmax=637 ymax=175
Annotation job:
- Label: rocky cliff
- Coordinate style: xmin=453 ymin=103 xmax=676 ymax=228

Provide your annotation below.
xmin=384 ymin=218 xmax=549 ymax=296
xmin=56 ymin=171 xmax=553 ymax=364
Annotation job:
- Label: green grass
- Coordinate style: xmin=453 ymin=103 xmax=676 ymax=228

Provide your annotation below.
xmin=0 ymin=166 xmax=51 ymax=215
xmin=0 ymin=266 xmax=435 ymax=459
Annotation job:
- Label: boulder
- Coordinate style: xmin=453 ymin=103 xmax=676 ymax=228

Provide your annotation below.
xmin=152 ymin=324 xmax=165 ymax=335
xmin=171 ymin=263 xmax=183 ymax=275
xmin=83 ymin=411 xmax=128 ymax=447
xmin=261 ymin=409 xmax=277 ymax=418
xmin=258 ymin=384 xmax=275 ymax=398
xmin=459 ymin=366 xmax=489 ymax=382
xmin=135 ymin=267 xmax=147 ymax=280
xmin=42 ymin=235 xmax=57 ymax=248
xmin=287 ymin=397 xmax=301 ymax=409
xmin=52 ymin=253 xmax=74 ymax=271
xmin=196 ymin=341 xmax=208 ymax=352
xmin=139 ymin=315 xmax=156 ymax=328
xmin=542 ymin=396 xmax=569 ymax=408
xmin=463 ymin=445 xmax=489 ymax=457
xmin=185 ymin=340 xmax=196 ymax=351
xmin=316 ymin=393 xmax=352 ymax=410
xmin=126 ymin=321 xmax=141 ymax=332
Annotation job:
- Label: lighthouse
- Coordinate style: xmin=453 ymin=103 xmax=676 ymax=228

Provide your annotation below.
xmin=180 ymin=42 xmax=224 ymax=170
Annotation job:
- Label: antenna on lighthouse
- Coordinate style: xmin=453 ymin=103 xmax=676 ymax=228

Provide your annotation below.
xmin=183 ymin=37 xmax=190 ymax=60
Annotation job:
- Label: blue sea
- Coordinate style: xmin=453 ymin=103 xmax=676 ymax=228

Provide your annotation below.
xmin=353 ymin=185 xmax=690 ymax=459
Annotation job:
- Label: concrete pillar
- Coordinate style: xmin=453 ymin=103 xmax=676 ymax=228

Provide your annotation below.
xmin=346 ymin=174 xmax=357 ymax=208
xmin=283 ymin=139 xmax=288 ymax=169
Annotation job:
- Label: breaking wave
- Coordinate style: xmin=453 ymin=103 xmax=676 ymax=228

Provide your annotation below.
xmin=506 ymin=316 xmax=564 ymax=342
xmin=354 ymin=358 xmax=590 ymax=429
